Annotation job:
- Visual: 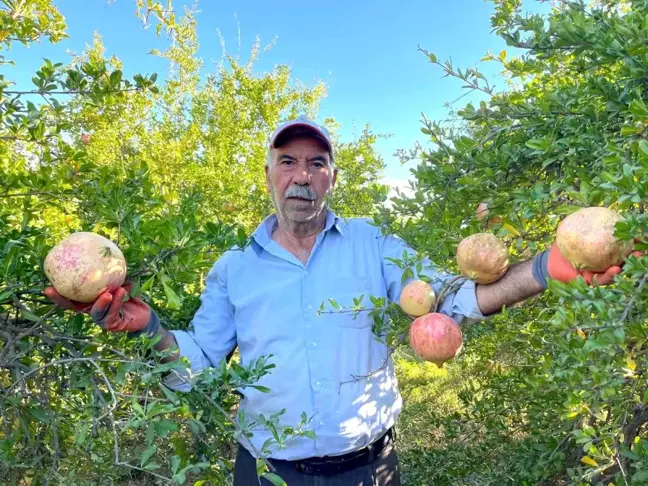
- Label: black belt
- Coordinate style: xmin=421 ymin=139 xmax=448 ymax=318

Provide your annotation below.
xmin=269 ymin=428 xmax=395 ymax=476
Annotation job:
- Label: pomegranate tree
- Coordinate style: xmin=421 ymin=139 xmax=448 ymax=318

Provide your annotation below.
xmin=44 ymin=232 xmax=127 ymax=302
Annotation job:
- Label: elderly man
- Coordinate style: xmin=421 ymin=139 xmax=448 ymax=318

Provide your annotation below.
xmin=45 ymin=116 xmax=629 ymax=485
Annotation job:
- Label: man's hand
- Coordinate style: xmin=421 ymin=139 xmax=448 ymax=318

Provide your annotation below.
xmin=533 ymin=243 xmax=644 ymax=288
xmin=44 ymin=284 xmax=159 ymax=336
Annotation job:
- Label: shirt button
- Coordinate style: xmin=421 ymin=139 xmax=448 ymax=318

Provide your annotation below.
xmin=307 ymin=304 xmax=313 ymax=311
xmin=319 ymin=420 xmax=325 ymax=426
xmin=311 ymin=341 xmax=318 ymax=348
xmin=315 ymin=381 xmax=322 ymax=388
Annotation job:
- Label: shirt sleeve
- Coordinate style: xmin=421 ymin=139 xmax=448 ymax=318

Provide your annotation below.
xmin=163 ymin=254 xmax=237 ymax=392
xmin=379 ymin=231 xmax=485 ymax=324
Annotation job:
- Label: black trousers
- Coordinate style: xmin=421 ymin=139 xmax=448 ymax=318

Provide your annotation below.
xmin=233 ymin=442 xmax=401 ymax=486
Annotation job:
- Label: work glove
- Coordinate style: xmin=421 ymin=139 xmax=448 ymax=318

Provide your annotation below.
xmin=532 ymin=243 xmax=644 ymax=288
xmin=44 ymin=283 xmax=160 ymax=337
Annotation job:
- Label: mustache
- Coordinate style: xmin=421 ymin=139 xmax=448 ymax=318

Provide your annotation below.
xmin=285 ymin=185 xmax=317 ymax=201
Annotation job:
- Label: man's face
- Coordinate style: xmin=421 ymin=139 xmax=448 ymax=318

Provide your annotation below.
xmin=266 ymin=135 xmax=337 ymax=224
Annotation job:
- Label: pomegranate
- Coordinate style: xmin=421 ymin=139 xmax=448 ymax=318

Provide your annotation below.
xmin=399 ymin=280 xmax=436 ymax=317
xmin=409 ymin=312 xmax=463 ymax=367
xmin=44 ymin=232 xmax=127 ymax=303
xmin=556 ymin=207 xmax=634 ymax=272
xmin=457 ymin=233 xmax=509 ymax=284
xmin=476 ymin=202 xmax=489 ymax=221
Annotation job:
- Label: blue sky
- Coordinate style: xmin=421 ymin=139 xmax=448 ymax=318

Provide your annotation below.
xmin=8 ymin=0 xmax=547 ymax=189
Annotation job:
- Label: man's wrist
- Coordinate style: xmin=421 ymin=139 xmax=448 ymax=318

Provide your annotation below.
xmin=127 ymin=308 xmax=161 ymax=338
xmin=531 ymin=250 xmax=550 ymax=290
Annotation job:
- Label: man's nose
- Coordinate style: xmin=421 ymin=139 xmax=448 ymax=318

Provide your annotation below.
xmin=293 ymin=165 xmax=311 ymax=184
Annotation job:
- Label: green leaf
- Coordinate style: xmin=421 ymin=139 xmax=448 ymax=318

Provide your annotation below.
xmin=146 ymin=422 xmax=156 ymax=445
xmin=20 ymin=308 xmax=42 ymax=322
xmin=159 ymin=384 xmax=180 ymax=404
xmin=0 ymin=289 xmax=14 ymax=303
xmin=173 ymin=472 xmax=187 ymax=485
xmin=141 ymin=275 xmax=155 ymax=292
xmin=29 ymin=407 xmax=49 ymax=423
xmin=256 ymin=458 xmax=267 ymax=476
xmin=141 ymin=445 xmax=157 ymax=466
xmin=328 ymin=298 xmax=340 ymax=310
xmin=639 ymin=140 xmax=648 ymax=156
xmin=261 ymin=473 xmax=288 ymax=486
xmin=130 ymin=276 xmax=141 ymax=297
xmin=132 ymin=400 xmax=145 ymax=416
xmin=171 ymin=454 xmax=181 ymax=473
xmin=629 ymin=98 xmax=648 ymax=118
xmin=154 ymin=419 xmax=179 ymax=438
xmin=633 ymin=470 xmax=648 ymax=482
xmin=188 ymin=419 xmax=206 ymax=436
xmin=525 ymin=139 xmax=547 ymax=151
xmin=621 ymin=125 xmax=641 ymax=135
xmin=75 ymin=423 xmax=90 ymax=446
xmin=554 ymin=204 xmax=581 ymax=215
xmin=162 ymin=281 xmax=182 ymax=310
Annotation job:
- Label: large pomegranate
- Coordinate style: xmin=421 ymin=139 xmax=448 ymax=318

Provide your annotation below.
xmin=456 ymin=233 xmax=509 ymax=284
xmin=556 ymin=206 xmax=634 ymax=272
xmin=44 ymin=232 xmax=127 ymax=303
xmin=399 ymin=280 xmax=436 ymax=317
xmin=409 ymin=312 xmax=463 ymax=367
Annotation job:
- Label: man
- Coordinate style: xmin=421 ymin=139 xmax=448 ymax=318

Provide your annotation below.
xmin=45 ymin=116 xmax=634 ymax=485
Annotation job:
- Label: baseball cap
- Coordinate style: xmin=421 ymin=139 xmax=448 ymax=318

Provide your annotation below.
xmin=269 ymin=115 xmax=333 ymax=154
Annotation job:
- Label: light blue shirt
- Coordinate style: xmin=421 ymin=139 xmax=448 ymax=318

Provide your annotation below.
xmin=164 ymin=209 xmax=485 ymax=461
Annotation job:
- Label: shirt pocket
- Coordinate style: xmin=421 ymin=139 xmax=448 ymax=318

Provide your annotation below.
xmin=320 ymin=276 xmax=374 ymax=329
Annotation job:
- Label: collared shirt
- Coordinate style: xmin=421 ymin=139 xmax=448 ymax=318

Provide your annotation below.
xmin=164 ymin=209 xmax=485 ymax=461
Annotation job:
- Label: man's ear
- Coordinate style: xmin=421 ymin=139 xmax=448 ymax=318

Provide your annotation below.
xmin=332 ymin=167 xmax=338 ymax=188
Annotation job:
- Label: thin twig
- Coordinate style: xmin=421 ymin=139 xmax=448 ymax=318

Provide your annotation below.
xmin=166 ymin=368 xmax=276 ymax=474
xmin=616 ymin=455 xmax=629 ymax=486
xmin=2 ymin=357 xmax=154 ymax=396
xmin=0 ymin=305 xmax=56 ymax=363
xmin=620 ymin=274 xmax=648 ymax=321
xmin=4 ymin=88 xmax=142 ymax=96
xmin=337 ymin=276 xmax=468 ymax=392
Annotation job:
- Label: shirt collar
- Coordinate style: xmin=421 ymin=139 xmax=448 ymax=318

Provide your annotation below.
xmin=252 ymin=208 xmax=344 ymax=248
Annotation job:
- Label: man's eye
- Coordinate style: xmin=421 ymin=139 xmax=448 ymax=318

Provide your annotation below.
xmin=313 ymin=161 xmax=324 ymax=168
xmin=281 ymin=159 xmax=293 ymax=165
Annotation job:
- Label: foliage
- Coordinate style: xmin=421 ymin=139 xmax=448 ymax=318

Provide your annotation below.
xmin=7 ymin=0 xmax=648 ymax=484
xmin=0 ymin=1 xmax=387 ymax=484
xmin=377 ymin=0 xmax=648 ymax=484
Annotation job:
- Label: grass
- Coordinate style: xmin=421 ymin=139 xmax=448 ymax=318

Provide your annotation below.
xmin=394 ymin=351 xmax=466 ymax=485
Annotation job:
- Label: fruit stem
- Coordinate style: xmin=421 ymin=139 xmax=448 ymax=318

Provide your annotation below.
xmin=433 ymin=276 xmax=468 ymax=313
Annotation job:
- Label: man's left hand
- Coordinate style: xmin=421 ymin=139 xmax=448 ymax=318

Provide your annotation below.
xmin=533 ymin=243 xmax=643 ymax=288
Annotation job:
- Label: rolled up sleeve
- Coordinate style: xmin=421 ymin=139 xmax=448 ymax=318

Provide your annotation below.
xmin=163 ymin=255 xmax=237 ymax=392
xmin=379 ymin=231 xmax=485 ymax=325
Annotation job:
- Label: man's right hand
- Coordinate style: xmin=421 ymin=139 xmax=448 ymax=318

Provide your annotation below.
xmin=44 ymin=284 xmax=159 ymax=336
